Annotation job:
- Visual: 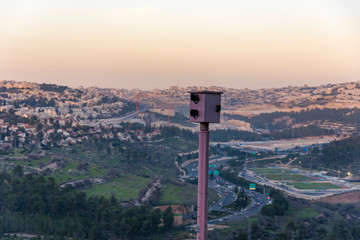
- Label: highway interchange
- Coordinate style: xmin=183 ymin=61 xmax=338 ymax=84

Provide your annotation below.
xmin=182 ymin=152 xmax=272 ymax=225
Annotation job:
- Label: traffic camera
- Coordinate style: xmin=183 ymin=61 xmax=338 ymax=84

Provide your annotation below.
xmin=189 ymin=91 xmax=222 ymax=123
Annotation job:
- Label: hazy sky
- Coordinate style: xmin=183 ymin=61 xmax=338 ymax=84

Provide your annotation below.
xmin=1 ymin=0 xmax=359 ymax=90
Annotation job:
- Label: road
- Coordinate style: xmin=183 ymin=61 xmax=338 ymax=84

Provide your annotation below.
xmin=182 ymin=152 xmax=272 ymax=225
xmin=99 ymin=108 xmax=147 ymax=125
xmin=184 ymin=160 xmax=239 ymax=210
xmin=210 ymin=190 xmax=269 ymax=224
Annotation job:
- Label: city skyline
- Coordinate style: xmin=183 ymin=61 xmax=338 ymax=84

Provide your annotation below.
xmin=1 ymin=0 xmax=359 ymax=90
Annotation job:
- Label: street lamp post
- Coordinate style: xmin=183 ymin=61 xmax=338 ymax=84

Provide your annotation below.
xmin=189 ymin=91 xmax=222 ymax=240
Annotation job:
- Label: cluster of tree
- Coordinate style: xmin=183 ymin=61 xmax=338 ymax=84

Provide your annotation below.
xmin=228 ymin=188 xmax=249 ymax=210
xmin=0 ymin=111 xmax=35 ymax=126
xmin=218 ymin=145 xmax=247 ymax=160
xmin=208 ymin=125 xmax=333 ymax=143
xmin=0 ymin=87 xmax=22 ymax=93
xmin=156 ymin=126 xmax=197 ymax=141
xmin=210 ymin=129 xmax=262 ymax=142
xmin=177 ymin=152 xmax=198 ymax=161
xmin=119 ymin=122 xmax=152 ymax=132
xmin=39 ymin=83 xmax=68 ymax=93
xmin=0 ymin=173 xmax=174 ymax=239
xmin=110 ymin=101 xmax=136 ymax=118
xmin=228 ymin=219 xmax=360 ymax=240
xmin=223 ymin=113 xmax=250 ymax=122
xmin=96 ymin=95 xmax=120 ymax=105
xmin=261 ymin=189 xmax=288 ymax=217
xmin=320 ymin=135 xmax=360 ymax=170
xmin=226 ymin=108 xmax=360 ymax=130
xmin=326 ymin=221 xmax=360 ymax=240
xmin=19 ymin=96 xmax=56 ymax=107
xmin=268 ymin=125 xmax=335 ymax=139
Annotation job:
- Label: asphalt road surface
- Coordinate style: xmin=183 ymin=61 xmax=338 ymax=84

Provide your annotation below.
xmin=182 ymin=153 xmax=272 ymax=224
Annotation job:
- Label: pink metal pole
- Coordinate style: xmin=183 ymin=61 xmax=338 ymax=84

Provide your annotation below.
xmin=197 ymin=122 xmax=209 ymax=240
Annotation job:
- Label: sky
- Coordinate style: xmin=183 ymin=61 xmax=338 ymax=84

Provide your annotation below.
xmin=0 ymin=0 xmax=359 ymax=90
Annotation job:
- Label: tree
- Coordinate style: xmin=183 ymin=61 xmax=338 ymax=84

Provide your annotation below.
xmin=209 ymin=171 xmax=214 ymax=180
xmin=36 ymin=131 xmax=44 ymax=141
xmin=286 ymin=221 xmax=297 ymax=239
xmin=234 ymin=230 xmax=248 ymax=240
xmin=65 ymin=120 xmax=72 ymax=129
xmin=330 ymin=221 xmax=351 ymax=240
xmin=150 ymin=209 xmax=161 ymax=229
xmin=317 ymin=226 xmax=328 ymax=240
xmin=162 ymin=207 xmax=174 ymax=229
xmin=297 ymin=223 xmax=307 ymax=239
xmin=12 ymin=165 xmax=24 ymax=177
xmin=36 ymin=123 xmax=43 ymax=131
xmin=251 ymin=221 xmax=261 ymax=239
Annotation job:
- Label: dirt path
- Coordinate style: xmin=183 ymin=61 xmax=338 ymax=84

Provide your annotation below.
xmin=315 ymin=191 xmax=360 ymax=204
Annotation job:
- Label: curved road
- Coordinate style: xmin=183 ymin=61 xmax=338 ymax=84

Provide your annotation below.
xmin=182 ymin=154 xmax=272 ymax=224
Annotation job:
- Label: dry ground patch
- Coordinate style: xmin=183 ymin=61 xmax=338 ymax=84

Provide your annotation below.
xmin=315 ymin=191 xmax=360 ymax=204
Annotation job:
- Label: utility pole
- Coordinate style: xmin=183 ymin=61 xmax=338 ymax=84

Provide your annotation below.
xmin=189 ymin=91 xmax=222 ymax=240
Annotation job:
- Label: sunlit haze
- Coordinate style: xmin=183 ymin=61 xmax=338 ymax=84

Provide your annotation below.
xmin=1 ymin=0 xmax=359 ymax=90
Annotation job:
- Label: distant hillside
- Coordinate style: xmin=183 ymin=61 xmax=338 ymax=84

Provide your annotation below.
xmin=3 ymin=80 xmax=360 ymax=132
xmin=4 ymin=80 xmax=360 ymax=115
xmin=124 ymin=81 xmax=360 ymax=115
xmin=321 ymin=135 xmax=360 ymax=173
xmin=225 ymin=108 xmax=360 ymax=131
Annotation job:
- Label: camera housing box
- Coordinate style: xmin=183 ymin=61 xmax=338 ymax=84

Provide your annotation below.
xmin=189 ymin=91 xmax=222 ymax=123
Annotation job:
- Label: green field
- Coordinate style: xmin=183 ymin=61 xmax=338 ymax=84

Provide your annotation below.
xmin=295 ymin=207 xmax=319 ymax=218
xmin=159 ymin=183 xmax=220 ymax=205
xmin=82 ymin=174 xmax=152 ymax=200
xmin=253 ymin=168 xmax=341 ymax=189
xmin=253 ymin=168 xmax=313 ymax=182
xmin=290 ymin=182 xmax=341 ymax=190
